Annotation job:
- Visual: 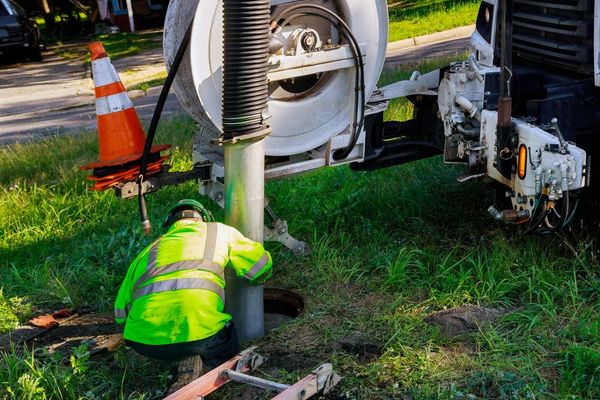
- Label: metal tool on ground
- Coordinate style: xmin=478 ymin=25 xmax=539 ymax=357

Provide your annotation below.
xmin=164 ymin=347 xmax=341 ymax=400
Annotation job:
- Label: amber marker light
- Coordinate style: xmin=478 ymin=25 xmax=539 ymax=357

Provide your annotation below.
xmin=518 ymin=144 xmax=527 ymax=180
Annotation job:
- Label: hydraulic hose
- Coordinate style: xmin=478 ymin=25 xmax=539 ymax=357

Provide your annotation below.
xmin=137 ymin=17 xmax=194 ymax=235
xmin=545 ymin=193 xmax=569 ymax=232
xmin=563 ymin=197 xmax=580 ymax=228
xmin=280 ymin=12 xmax=363 ymax=158
xmin=526 ymin=204 xmax=549 ymax=234
xmin=275 ymin=5 xmax=365 ymax=161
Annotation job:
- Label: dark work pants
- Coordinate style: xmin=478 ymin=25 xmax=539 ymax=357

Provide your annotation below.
xmin=125 ymin=322 xmax=241 ymax=370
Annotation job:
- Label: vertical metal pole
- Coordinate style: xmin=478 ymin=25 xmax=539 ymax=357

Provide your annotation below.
xmin=222 ymin=0 xmax=270 ymax=340
xmin=125 ymin=0 xmax=135 ymax=32
xmin=496 ymin=0 xmax=513 ymax=179
xmin=224 ymin=140 xmax=266 ymax=340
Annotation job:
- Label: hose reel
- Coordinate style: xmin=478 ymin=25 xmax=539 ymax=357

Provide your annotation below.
xmin=164 ymin=0 xmax=389 ymax=157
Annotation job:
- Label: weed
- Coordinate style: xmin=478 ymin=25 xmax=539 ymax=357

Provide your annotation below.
xmin=0 ymin=291 xmax=31 ymax=335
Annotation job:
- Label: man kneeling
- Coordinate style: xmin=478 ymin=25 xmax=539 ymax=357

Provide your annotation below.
xmin=114 ymin=199 xmax=273 ymax=393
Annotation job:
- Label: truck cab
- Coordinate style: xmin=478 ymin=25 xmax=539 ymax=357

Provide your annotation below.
xmin=361 ymin=0 xmax=599 ymax=232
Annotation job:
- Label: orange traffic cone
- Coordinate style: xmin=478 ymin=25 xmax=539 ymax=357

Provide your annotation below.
xmin=81 ymin=42 xmax=170 ymax=191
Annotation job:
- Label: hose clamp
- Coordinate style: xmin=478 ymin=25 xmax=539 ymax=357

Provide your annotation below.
xmin=213 ymin=126 xmax=272 ymax=145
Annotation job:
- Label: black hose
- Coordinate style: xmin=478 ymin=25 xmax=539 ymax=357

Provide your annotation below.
xmin=281 ymin=13 xmax=363 ymax=160
xmin=137 ymin=18 xmax=194 ymax=235
xmin=526 ymin=198 xmax=548 ymax=234
xmin=563 ymin=197 xmax=580 ymax=228
xmin=222 ymin=0 xmax=271 ymax=138
xmin=275 ymin=5 xmax=365 ymax=160
xmin=546 ymin=193 xmax=569 ymax=232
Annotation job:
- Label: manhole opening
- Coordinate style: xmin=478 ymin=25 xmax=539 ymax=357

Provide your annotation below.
xmin=264 ymin=288 xmax=304 ymax=333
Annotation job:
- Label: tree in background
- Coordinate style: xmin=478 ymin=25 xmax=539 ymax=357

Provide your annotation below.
xmin=16 ymin=0 xmax=96 ymax=36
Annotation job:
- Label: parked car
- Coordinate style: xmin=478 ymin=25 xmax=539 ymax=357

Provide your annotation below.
xmin=0 ymin=0 xmax=44 ymax=61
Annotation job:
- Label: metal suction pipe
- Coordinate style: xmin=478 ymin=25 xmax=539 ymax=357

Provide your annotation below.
xmin=222 ymin=0 xmax=271 ymax=341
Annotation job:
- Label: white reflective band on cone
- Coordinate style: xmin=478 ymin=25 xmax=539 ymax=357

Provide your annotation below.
xmin=92 ymin=58 xmax=121 ymax=87
xmin=95 ymin=93 xmax=134 ymax=115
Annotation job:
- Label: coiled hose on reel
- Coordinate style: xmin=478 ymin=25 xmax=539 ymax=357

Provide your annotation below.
xmin=222 ymin=0 xmax=271 ymax=139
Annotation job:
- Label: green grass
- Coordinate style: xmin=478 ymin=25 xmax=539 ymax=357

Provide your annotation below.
xmin=388 ymin=0 xmax=480 ymax=42
xmin=381 ymin=53 xmax=470 ymax=122
xmin=55 ymin=31 xmax=163 ymax=62
xmin=95 ymin=32 xmax=162 ymax=61
xmin=122 ymin=71 xmax=168 ymax=93
xmin=135 ymin=76 xmax=167 ymax=92
xmin=1 ymin=60 xmax=599 ymax=399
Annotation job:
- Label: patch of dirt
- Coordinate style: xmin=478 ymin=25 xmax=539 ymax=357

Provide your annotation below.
xmin=424 ymin=305 xmax=508 ymax=336
xmin=1 ymin=312 xmax=122 ymax=360
xmin=262 ymin=344 xmax=323 ymax=372
xmin=264 ymin=313 xmax=294 ymax=334
xmin=31 ymin=313 xmax=121 ymax=354
xmin=334 ymin=335 xmax=383 ymax=363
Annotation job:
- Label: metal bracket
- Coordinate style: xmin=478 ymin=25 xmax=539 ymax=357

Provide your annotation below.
xmin=164 ymin=347 xmax=263 ymax=400
xmin=264 ymin=219 xmax=311 ymax=256
xmin=271 ymin=363 xmax=342 ymax=400
xmin=212 ymin=126 xmax=272 ymax=146
xmin=264 ymin=203 xmax=311 ymax=256
xmin=114 ymin=162 xmax=213 ymax=199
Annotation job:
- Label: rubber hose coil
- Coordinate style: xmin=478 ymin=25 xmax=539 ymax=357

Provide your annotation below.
xmin=222 ymin=0 xmax=271 ymax=139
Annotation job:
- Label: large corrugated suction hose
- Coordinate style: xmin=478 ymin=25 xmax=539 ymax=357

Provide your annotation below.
xmin=222 ymin=0 xmax=271 ymax=139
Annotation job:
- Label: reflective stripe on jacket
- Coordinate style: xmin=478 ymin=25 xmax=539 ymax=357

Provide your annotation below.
xmin=114 ymin=220 xmax=273 ymax=345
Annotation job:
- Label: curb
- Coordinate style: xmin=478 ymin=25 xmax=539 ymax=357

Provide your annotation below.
xmin=387 ymin=25 xmax=475 ymax=54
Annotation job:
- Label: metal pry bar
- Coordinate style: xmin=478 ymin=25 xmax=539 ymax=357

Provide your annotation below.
xmin=163 ymin=348 xmax=341 ymax=400
xmin=163 ymin=347 xmax=264 ymax=400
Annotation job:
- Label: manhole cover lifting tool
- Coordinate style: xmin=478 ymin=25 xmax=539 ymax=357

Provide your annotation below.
xmin=163 ymin=347 xmax=341 ymax=400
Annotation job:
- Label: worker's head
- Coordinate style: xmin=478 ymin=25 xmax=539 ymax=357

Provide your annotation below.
xmin=163 ymin=199 xmax=215 ymax=229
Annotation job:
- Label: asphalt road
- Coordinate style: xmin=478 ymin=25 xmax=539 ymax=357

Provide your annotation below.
xmin=385 ymin=37 xmax=471 ymax=70
xmin=0 ymin=87 xmax=182 ymax=144
xmin=0 ymin=36 xmax=470 ymax=145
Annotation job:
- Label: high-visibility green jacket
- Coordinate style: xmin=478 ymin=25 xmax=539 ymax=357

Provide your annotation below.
xmin=114 ymin=219 xmax=272 ymax=345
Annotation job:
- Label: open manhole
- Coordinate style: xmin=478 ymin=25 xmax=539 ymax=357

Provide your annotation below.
xmin=264 ymin=288 xmax=304 ymax=333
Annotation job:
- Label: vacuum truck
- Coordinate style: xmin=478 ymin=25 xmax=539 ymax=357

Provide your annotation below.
xmin=147 ymin=0 xmax=598 ymax=242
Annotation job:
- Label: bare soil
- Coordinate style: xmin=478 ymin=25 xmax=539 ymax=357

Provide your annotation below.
xmin=0 ymin=313 xmax=122 ymax=358
xmin=30 ymin=313 xmax=121 ymax=354
xmin=424 ymin=305 xmax=508 ymax=336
